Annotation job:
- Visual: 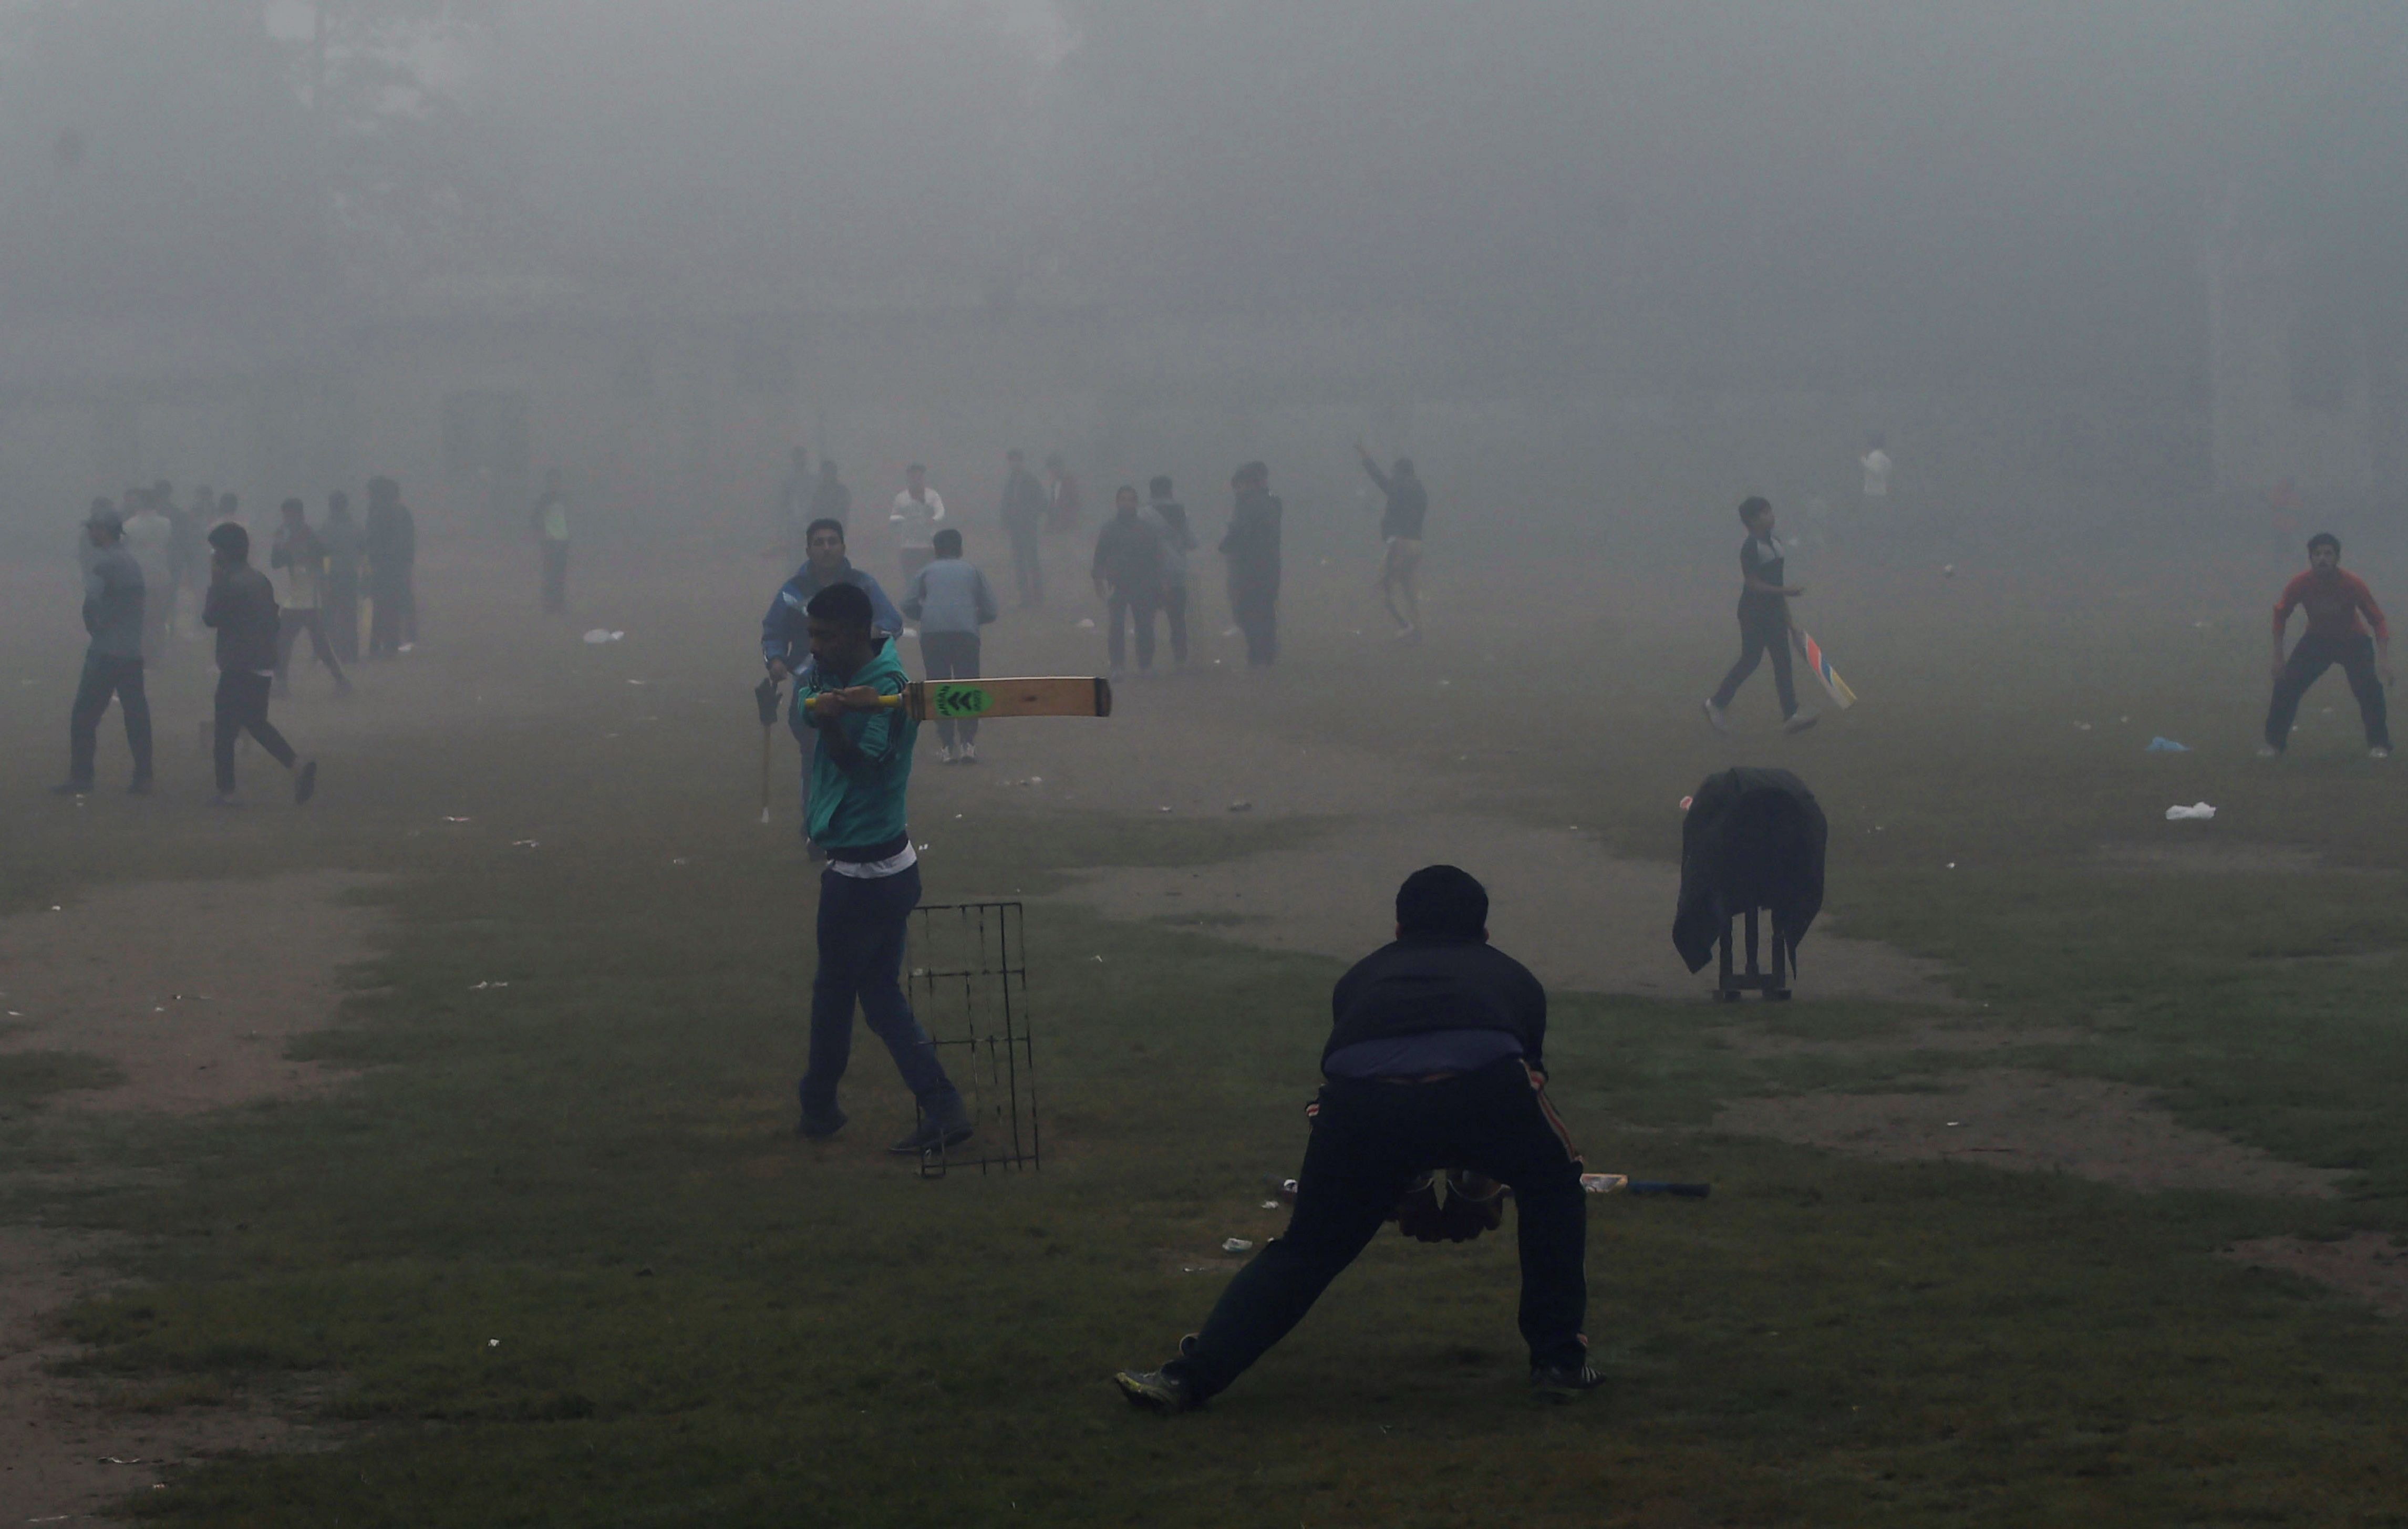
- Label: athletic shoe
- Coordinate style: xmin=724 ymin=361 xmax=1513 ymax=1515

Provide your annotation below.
xmin=958 ymin=743 xmax=978 ymax=765
xmin=1783 ymin=711 xmax=1820 ymax=735
xmin=2256 ymin=744 xmax=2280 ymax=758
xmin=48 ymin=781 xmax=91 ymax=797
xmin=1529 ymin=1361 xmax=1607 ymax=1399
xmin=1702 ymin=698 xmax=1729 ymax=733
xmin=293 ymin=760 xmax=318 ymax=805
xmin=213 ymin=792 xmax=244 ymax=809
xmin=2374 ymin=747 xmax=2393 ymax=760
xmin=1113 ymin=1368 xmax=1200 ymax=1414
xmin=799 ymin=1108 xmax=848 ymax=1141
xmin=936 ymin=745 xmax=956 ymax=766
xmin=127 ymin=777 xmax=152 ymax=797
xmin=887 ymin=1114 xmax=974 ymax=1156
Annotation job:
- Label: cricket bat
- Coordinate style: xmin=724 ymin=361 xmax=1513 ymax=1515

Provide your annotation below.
xmin=753 ymin=675 xmax=781 ymax=823
xmin=1581 ymin=1174 xmax=1711 ymax=1198
xmin=803 ymin=676 xmax=1113 ymax=722
xmin=1789 ymin=628 xmax=1857 ymax=710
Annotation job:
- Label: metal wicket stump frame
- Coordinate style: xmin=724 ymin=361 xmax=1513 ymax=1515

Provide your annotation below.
xmin=908 ymin=901 xmax=1040 ymax=1176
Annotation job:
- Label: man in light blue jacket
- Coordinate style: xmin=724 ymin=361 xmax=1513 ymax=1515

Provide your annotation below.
xmin=901 ymin=526 xmax=999 ymax=764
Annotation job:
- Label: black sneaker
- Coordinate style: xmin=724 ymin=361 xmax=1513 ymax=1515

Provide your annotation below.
xmin=294 ymin=760 xmax=318 ymax=805
xmin=128 ymin=777 xmax=152 ymax=796
xmin=887 ymin=1115 xmax=974 ymax=1155
xmin=799 ymin=1108 xmax=848 ymax=1141
xmin=1530 ymin=1361 xmax=1606 ymax=1399
xmin=1114 ymin=1368 xmax=1200 ymax=1414
xmin=49 ymin=780 xmax=92 ymax=797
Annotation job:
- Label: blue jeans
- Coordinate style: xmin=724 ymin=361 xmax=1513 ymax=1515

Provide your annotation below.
xmin=68 ymin=652 xmax=152 ymax=785
xmin=800 ymin=863 xmax=962 ymax=1122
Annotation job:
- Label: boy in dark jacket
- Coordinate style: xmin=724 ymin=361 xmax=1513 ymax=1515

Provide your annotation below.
xmin=203 ymin=523 xmax=316 ymax=805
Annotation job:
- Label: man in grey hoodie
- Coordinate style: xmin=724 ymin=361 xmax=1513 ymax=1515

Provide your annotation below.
xmin=56 ymin=505 xmax=153 ymax=796
xmin=901 ymin=526 xmax=1000 ymax=764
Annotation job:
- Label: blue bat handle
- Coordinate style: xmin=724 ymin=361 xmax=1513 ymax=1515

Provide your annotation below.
xmin=1628 ymin=1181 xmax=1710 ymax=1198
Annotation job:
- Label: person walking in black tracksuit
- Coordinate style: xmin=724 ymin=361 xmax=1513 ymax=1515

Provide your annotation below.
xmin=1114 ymin=865 xmax=1601 ymax=1411
xmin=1704 ymin=497 xmax=1816 ymax=735
xmin=1221 ymin=461 xmax=1283 ymax=667
xmin=203 ymin=523 xmax=317 ymax=807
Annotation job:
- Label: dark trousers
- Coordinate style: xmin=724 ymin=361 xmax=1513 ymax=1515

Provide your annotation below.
xmin=275 ymin=609 xmax=348 ymax=691
xmin=919 ymin=632 xmax=983 ymax=749
xmin=368 ymin=576 xmax=412 ymax=656
xmin=1163 ymin=583 xmax=1190 ymax=664
xmin=2266 ymin=633 xmax=2391 ymax=751
xmin=1107 ymin=588 xmax=1161 ymax=671
xmin=1007 ymin=521 xmax=1043 ymax=606
xmin=67 ymin=653 xmax=152 ymax=785
xmin=801 ymin=863 xmax=962 ymax=1121
xmin=214 ymin=669 xmax=296 ymax=794
xmin=1230 ymin=577 xmax=1279 ymax=666
xmin=541 ymin=540 xmax=569 ymax=614
xmin=325 ymin=577 xmax=360 ymax=663
xmin=1711 ymin=600 xmax=1797 ymax=718
xmin=1164 ymin=1059 xmax=1588 ymax=1402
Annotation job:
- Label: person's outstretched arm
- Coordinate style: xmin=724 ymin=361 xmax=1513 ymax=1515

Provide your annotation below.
xmin=1355 ymin=442 xmax=1390 ymax=494
xmin=2360 ymin=581 xmax=2393 ymax=687
xmin=2271 ymin=579 xmax=2300 ymax=684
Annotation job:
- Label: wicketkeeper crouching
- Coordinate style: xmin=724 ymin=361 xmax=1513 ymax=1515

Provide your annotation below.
xmin=1115 ymin=865 xmax=1599 ymax=1410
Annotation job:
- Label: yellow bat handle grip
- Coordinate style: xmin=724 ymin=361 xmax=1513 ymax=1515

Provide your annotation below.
xmin=801 ymin=693 xmax=907 ymax=714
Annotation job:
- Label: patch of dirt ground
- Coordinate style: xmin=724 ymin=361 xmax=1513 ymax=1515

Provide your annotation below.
xmin=0 ymin=1228 xmax=308 ymax=1523
xmin=1051 ymin=813 xmax=1952 ymax=1004
xmin=0 ymin=872 xmax=384 ymax=1523
xmin=0 ymin=871 xmax=389 ymax=1113
xmin=2224 ymin=1233 xmax=2408 ymax=1317
xmin=1715 ymin=1069 xmax=2345 ymax=1197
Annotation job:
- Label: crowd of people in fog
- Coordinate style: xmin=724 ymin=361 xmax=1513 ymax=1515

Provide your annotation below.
xmin=57 ymin=476 xmax=425 ymax=804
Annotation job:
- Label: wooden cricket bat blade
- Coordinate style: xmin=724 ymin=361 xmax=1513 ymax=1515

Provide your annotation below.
xmin=906 ymin=676 xmax=1112 ymax=721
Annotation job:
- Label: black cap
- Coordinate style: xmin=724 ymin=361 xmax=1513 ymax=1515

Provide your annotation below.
xmin=1396 ymin=865 xmax=1488 ymax=941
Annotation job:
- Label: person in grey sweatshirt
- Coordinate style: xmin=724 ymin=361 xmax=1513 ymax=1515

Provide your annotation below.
xmin=900 ymin=526 xmax=999 ymax=764
xmin=56 ymin=505 xmax=153 ymax=796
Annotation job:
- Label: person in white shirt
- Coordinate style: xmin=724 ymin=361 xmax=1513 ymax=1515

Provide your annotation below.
xmin=270 ymin=498 xmax=351 ymax=697
xmin=1860 ymin=435 xmax=1892 ymax=507
xmin=119 ymin=489 xmax=176 ymax=664
xmin=888 ymin=463 xmax=946 ymax=591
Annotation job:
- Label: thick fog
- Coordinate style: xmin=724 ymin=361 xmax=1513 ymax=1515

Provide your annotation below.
xmin=4 ymin=1 xmax=2406 ymax=562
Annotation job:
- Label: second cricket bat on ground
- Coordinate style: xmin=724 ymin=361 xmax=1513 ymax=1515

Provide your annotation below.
xmin=804 ymin=676 xmax=1112 ymax=721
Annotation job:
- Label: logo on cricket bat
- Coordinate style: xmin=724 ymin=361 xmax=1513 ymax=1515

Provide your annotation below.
xmin=927 ymin=684 xmax=995 ymax=718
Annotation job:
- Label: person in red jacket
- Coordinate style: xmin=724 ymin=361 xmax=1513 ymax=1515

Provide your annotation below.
xmin=2264 ymin=532 xmax=2392 ymax=759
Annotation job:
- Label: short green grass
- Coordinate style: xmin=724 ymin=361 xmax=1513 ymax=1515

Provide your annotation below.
xmin=4 ymin=559 xmax=2406 ymax=1525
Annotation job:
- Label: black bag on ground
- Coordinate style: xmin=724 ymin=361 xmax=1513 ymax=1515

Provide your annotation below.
xmin=1672 ymin=767 xmax=1828 ymax=974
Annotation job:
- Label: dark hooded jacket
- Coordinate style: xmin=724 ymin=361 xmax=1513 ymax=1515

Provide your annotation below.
xmin=1672 ymin=767 xmax=1828 ymax=973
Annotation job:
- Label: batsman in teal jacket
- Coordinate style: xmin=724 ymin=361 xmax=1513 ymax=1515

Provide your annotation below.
xmin=794 ymin=580 xmax=969 ymax=1156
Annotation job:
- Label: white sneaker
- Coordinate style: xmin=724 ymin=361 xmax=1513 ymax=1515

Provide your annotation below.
xmin=1784 ymin=710 xmax=1820 ymax=735
xmin=2257 ymin=744 xmax=2279 ymax=758
xmin=958 ymin=742 xmax=978 ymax=765
xmin=2374 ymin=747 xmax=2392 ymax=760
xmin=1702 ymin=698 xmax=1729 ymax=733
xmin=936 ymin=745 xmax=955 ymax=765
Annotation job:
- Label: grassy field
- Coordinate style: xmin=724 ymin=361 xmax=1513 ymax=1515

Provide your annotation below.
xmin=4 ymin=542 xmax=2407 ymax=1526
